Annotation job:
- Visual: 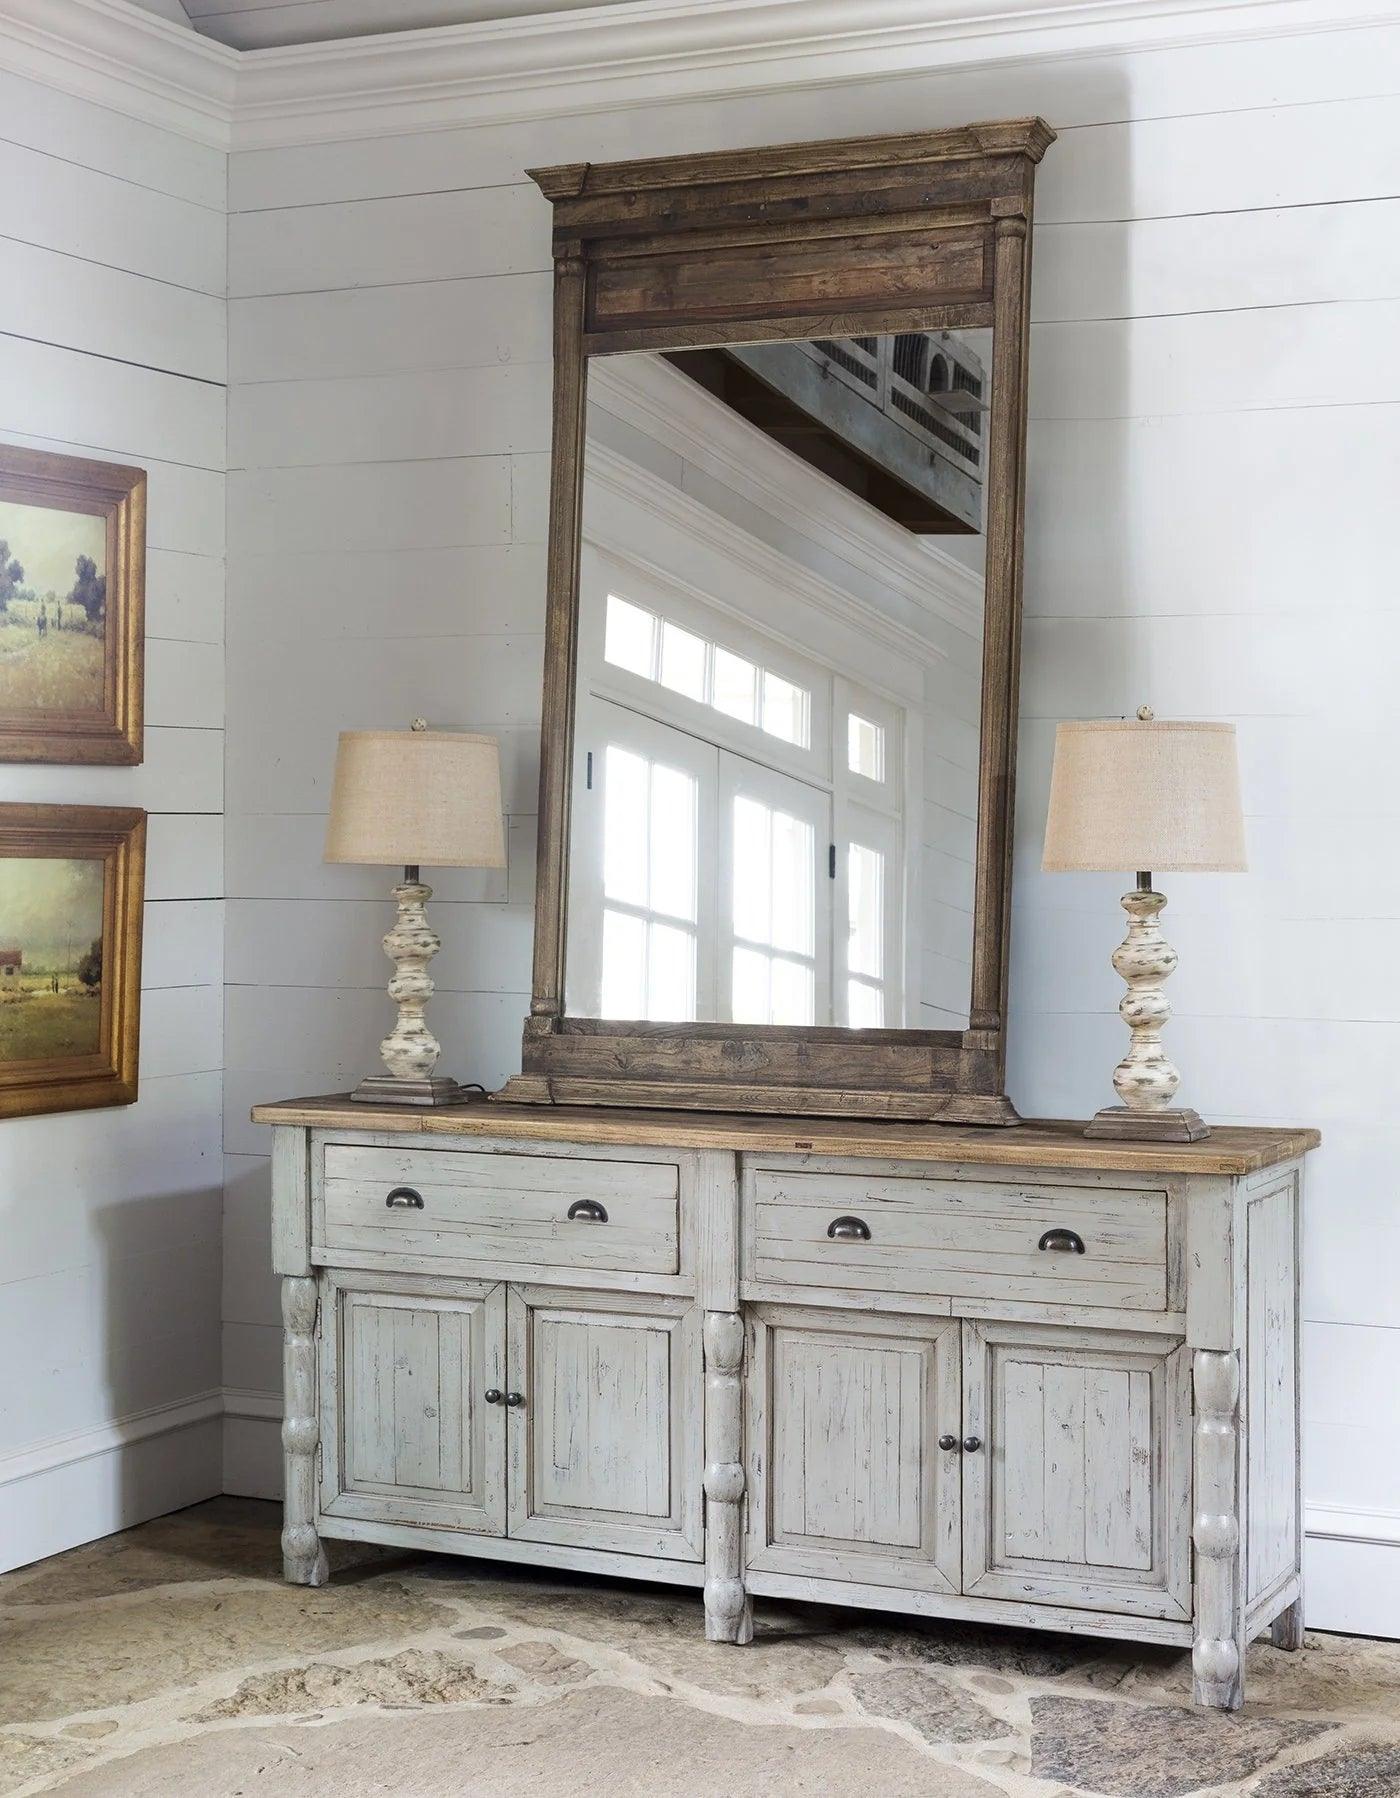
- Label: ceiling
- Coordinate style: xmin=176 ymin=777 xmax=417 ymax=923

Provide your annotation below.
xmin=166 ymin=0 xmax=622 ymax=51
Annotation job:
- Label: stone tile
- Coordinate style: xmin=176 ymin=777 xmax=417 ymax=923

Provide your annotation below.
xmin=457 ymin=1573 xmax=850 ymax=1699
xmin=0 ymin=1732 xmax=96 ymax=1796
xmin=0 ymin=1579 xmax=456 ymax=1726
xmin=844 ymin=1616 xmax=1111 ymax=1681
xmin=1254 ymin=1739 xmax=1400 ymax=1796
xmin=194 ymin=1647 xmax=512 ymax=1719
xmin=851 ymin=1667 xmax=1015 ymax=1746
xmin=498 ymin=1640 xmax=590 ymax=1686
xmin=0 ymin=1498 xmax=401 ymax=1608
xmin=48 ymin=1687 xmax=1007 ymax=1797
xmin=1029 ymin=1694 xmax=1331 ymax=1798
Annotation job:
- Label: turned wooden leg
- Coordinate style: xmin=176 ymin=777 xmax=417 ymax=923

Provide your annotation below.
xmin=282 ymin=1276 xmax=329 ymax=1588
xmin=703 ymin=1311 xmax=752 ymax=1645
xmin=1192 ymin=1349 xmax=1244 ymax=1708
xmin=1269 ymin=1598 xmax=1305 ymax=1651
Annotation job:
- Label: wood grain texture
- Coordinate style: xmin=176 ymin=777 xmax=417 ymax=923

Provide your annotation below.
xmin=253 ymin=1093 xmax=1320 ymax=1176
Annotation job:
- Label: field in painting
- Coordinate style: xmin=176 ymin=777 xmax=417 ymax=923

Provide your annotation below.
xmin=0 ymin=854 xmax=104 ymax=1064
xmin=0 ymin=497 xmax=107 ymax=716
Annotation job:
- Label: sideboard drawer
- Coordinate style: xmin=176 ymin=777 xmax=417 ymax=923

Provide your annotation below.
xmin=319 ymin=1143 xmax=681 ymax=1274
xmin=749 ymin=1169 xmax=1167 ymax=1309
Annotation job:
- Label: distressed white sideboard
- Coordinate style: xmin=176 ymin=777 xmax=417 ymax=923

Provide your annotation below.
xmin=254 ymin=1097 xmax=1318 ymax=1710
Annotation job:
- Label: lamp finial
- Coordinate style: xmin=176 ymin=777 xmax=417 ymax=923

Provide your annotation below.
xmin=1136 ymin=704 xmax=1155 ymax=723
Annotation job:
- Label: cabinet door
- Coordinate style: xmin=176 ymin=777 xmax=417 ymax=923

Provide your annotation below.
xmin=319 ymin=1271 xmax=506 ymax=1536
xmin=961 ymin=1320 xmax=1191 ymax=1620
xmin=745 ymin=1305 xmax=962 ymax=1593
xmin=507 ymin=1286 xmax=703 ymax=1561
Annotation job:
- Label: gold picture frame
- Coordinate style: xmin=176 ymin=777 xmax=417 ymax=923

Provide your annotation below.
xmin=0 ymin=804 xmax=146 ymax=1120
xmin=0 ymin=444 xmax=146 ymax=765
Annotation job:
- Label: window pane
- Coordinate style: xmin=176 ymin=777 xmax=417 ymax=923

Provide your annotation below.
xmin=848 ymin=713 xmax=885 ymax=782
xmin=731 ymin=945 xmax=769 ymax=1024
xmin=646 ymin=920 xmax=696 ymax=1022
xmin=605 ymin=593 xmax=655 ymax=678
xmin=649 ymin=762 xmax=697 ymax=922
xmin=659 ymin=620 xmax=706 ymax=701
xmin=769 ymin=809 xmax=814 ymax=956
xmin=847 ymin=977 xmax=884 ymax=1028
xmin=771 ymin=956 xmax=814 ymax=1026
xmin=847 ymin=842 xmax=884 ymax=978
xmin=603 ymin=746 xmax=648 ymax=906
xmin=601 ymin=908 xmax=646 ymax=1017
xmin=761 ymin=671 xmax=810 ymax=747
xmin=713 ymin=648 xmax=757 ymax=724
xmin=731 ymin=796 xmax=771 ymax=944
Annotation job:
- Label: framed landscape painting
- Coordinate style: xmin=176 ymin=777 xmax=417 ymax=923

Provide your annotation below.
xmin=0 ymin=805 xmax=145 ymax=1120
xmin=0 ymin=445 xmax=145 ymax=765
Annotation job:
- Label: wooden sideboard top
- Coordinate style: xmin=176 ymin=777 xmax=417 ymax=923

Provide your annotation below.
xmin=251 ymin=1093 xmax=1319 ymax=1177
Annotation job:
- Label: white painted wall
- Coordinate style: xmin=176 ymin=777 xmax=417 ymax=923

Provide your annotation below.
xmin=220 ymin=12 xmax=1400 ymax=1633
xmin=0 ymin=64 xmax=226 ymax=1568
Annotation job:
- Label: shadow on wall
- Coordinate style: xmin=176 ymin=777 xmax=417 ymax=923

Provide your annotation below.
xmin=97 ymin=1181 xmax=223 ymax=1541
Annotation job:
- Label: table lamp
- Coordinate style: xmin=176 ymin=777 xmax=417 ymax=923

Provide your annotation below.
xmin=325 ymin=720 xmax=505 ymax=1105
xmin=1041 ymin=706 xmax=1246 ymax=1142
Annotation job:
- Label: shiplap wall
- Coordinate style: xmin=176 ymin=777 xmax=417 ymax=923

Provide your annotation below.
xmin=0 ymin=68 xmax=226 ymax=1568
xmin=224 ymin=18 xmax=1400 ymax=1628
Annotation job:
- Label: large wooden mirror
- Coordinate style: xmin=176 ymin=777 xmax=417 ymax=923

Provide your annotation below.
xmin=498 ymin=120 xmax=1055 ymax=1123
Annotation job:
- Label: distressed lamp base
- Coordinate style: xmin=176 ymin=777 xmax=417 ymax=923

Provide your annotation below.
xmin=1088 ymin=876 xmax=1213 ymax=1144
xmin=1085 ymin=1104 xmax=1209 ymax=1143
xmin=354 ymin=870 xmax=466 ymax=1108
xmin=351 ymin=1074 xmax=467 ymax=1107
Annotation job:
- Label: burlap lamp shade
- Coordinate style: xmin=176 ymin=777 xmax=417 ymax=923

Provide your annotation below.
xmin=325 ymin=730 xmax=505 ymax=871
xmin=1042 ymin=719 xmax=1246 ymax=875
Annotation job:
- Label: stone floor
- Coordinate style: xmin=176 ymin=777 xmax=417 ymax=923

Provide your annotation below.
xmin=1 ymin=1501 xmax=1398 ymax=1796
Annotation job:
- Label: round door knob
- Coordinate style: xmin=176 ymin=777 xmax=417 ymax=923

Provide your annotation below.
xmin=962 ymin=1435 xmax=983 ymax=1454
xmin=484 ymin=1388 xmax=502 ymax=1405
xmin=827 ymin=1215 xmax=871 ymax=1241
xmin=504 ymin=1391 xmax=525 ymax=1408
xmin=938 ymin=1434 xmax=959 ymax=1452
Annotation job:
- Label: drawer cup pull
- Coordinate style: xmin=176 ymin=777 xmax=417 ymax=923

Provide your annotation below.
xmin=567 ymin=1198 xmax=608 ymax=1224
xmin=385 ymin=1187 xmax=425 ymax=1210
xmin=1038 ymin=1227 xmax=1085 ymax=1254
xmin=827 ymin=1215 xmax=871 ymax=1241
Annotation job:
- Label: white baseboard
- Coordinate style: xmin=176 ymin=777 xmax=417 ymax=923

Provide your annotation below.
xmin=222 ymin=1387 xmax=284 ymax=1501
xmin=0 ymin=1391 xmax=224 ymax=1574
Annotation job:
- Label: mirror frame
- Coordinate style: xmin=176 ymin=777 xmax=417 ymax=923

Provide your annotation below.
xmin=496 ymin=119 xmax=1056 ymax=1124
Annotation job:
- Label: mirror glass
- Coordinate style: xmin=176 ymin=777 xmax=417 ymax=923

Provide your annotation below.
xmin=565 ymin=328 xmax=991 ymax=1033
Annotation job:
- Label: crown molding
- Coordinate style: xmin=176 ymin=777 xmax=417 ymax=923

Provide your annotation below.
xmin=0 ymin=0 xmax=236 ymax=146
xmin=0 ymin=0 xmax=1388 ymax=153
xmin=231 ymin=0 xmax=1387 ymax=148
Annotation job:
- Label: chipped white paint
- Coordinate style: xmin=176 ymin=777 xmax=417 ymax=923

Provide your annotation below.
xmin=272 ymin=1121 xmax=1306 ymax=1707
xmin=280 ymin=1276 xmax=328 ymax=1587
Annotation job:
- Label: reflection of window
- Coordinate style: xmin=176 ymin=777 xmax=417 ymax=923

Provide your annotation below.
xmin=605 ymin=592 xmax=811 ymax=749
xmin=847 ymin=713 xmax=885 ymax=783
xmin=846 ymin=841 xmax=885 ymax=1026
xmin=730 ymin=795 xmax=816 ymax=1026
xmin=600 ymin=744 xmax=698 ymax=1021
